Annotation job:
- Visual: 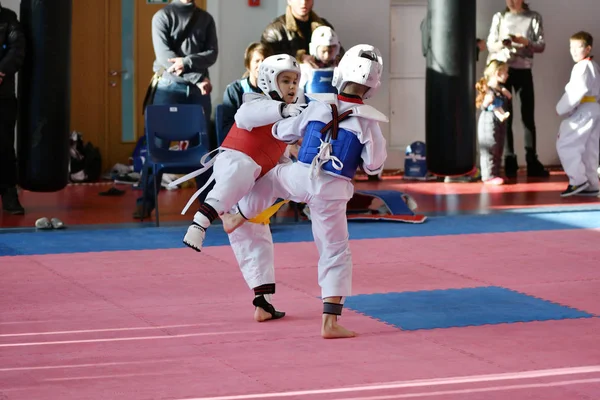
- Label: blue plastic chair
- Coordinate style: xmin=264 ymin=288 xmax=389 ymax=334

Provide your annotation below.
xmin=142 ymin=104 xmax=210 ymax=226
xmin=214 ymin=103 xmax=227 ymax=147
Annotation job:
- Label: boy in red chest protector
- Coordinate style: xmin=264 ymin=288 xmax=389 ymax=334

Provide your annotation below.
xmin=182 ymin=54 xmax=307 ymax=252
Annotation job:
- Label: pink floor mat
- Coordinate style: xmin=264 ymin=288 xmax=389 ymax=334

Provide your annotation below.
xmin=1 ymin=230 xmax=599 ymax=400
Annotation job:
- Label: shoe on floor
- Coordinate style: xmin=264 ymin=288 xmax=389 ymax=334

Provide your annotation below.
xmin=526 ymin=154 xmax=550 ymax=177
xmin=183 ymin=223 xmax=206 ymax=252
xmin=35 ymin=217 xmax=53 ymax=230
xmin=560 ymin=182 xmax=590 ymax=197
xmin=504 ymin=155 xmax=518 ymax=178
xmin=575 ymin=189 xmax=600 ymax=197
xmin=51 ymin=218 xmax=66 ymax=229
xmin=483 ymin=177 xmax=505 ymax=185
xmin=1 ymin=187 xmax=25 ymax=215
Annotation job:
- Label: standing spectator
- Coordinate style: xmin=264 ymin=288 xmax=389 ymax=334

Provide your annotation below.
xmin=134 ymin=0 xmax=218 ymax=220
xmin=486 ymin=0 xmax=548 ymax=178
xmin=262 ymin=0 xmax=338 ymax=67
xmin=0 ymin=2 xmax=26 ymax=215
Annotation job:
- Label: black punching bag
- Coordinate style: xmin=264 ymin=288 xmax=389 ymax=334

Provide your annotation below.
xmin=17 ymin=0 xmax=72 ymax=192
xmin=423 ymin=0 xmax=476 ymax=176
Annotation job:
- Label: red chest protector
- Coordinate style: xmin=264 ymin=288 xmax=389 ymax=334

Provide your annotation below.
xmin=221 ymin=122 xmax=288 ymax=177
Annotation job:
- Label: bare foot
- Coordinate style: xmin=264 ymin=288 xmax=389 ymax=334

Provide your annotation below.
xmin=321 ymin=314 xmax=356 ymax=339
xmin=254 ymin=307 xmax=273 ymax=322
xmin=221 ymin=212 xmax=245 ymax=234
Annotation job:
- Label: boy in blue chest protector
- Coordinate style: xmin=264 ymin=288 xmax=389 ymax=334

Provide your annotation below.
xmin=299 ymin=26 xmax=341 ymax=98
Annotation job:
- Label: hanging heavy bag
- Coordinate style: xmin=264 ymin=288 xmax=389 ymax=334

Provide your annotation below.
xmin=422 ymin=0 xmax=476 ymax=176
xmin=17 ymin=0 xmax=72 ymax=192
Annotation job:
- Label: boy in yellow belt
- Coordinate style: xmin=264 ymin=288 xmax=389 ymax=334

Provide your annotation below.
xmin=556 ymin=31 xmax=600 ymax=197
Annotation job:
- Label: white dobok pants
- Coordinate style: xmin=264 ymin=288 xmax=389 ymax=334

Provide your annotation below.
xmin=557 ymin=102 xmax=600 ymax=189
xmin=238 ymin=162 xmax=354 ymax=299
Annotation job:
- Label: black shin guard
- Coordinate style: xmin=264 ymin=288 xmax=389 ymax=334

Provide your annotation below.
xmin=323 ymin=302 xmax=344 ymax=316
xmin=253 ymin=295 xmax=285 ymax=320
xmin=253 ymin=283 xmax=276 ymax=296
xmin=253 ymin=284 xmax=285 ymax=320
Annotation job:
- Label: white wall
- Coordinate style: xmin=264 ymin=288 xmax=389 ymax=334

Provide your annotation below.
xmin=206 ymin=0 xmax=283 ymax=108
xmin=2 ymin=0 xmax=19 ymax=14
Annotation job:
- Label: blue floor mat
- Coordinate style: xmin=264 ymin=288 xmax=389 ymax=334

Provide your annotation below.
xmin=344 ymin=286 xmax=595 ymax=331
xmin=2 ymin=209 xmax=600 ymax=256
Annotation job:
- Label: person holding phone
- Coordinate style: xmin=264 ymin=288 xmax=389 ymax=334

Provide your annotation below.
xmin=486 ymin=0 xmax=548 ymax=178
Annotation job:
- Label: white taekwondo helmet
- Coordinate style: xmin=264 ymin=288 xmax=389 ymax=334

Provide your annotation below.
xmin=332 ymin=44 xmax=383 ymax=99
xmin=257 ymin=54 xmax=301 ymax=102
xmin=309 ymin=26 xmax=341 ymax=59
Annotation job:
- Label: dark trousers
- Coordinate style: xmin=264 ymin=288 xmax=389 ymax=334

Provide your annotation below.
xmin=137 ymin=79 xmax=215 ymax=209
xmin=0 ymin=97 xmax=18 ymax=190
xmin=504 ymin=68 xmax=537 ymax=157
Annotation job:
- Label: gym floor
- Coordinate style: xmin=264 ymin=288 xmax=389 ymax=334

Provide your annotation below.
xmin=1 ymin=170 xmax=599 ymax=400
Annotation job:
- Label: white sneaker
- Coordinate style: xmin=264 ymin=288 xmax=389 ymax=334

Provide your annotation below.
xmin=183 ymin=224 xmax=205 ymax=252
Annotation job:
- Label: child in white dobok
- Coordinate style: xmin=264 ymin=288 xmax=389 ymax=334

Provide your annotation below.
xmin=299 ymin=26 xmax=341 ymax=96
xmin=179 ymin=54 xmax=306 ymax=250
xmin=556 ymin=31 xmax=600 ymax=197
xmin=222 ymin=45 xmax=388 ymax=339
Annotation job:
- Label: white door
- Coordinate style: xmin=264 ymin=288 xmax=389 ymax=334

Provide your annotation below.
xmin=389 ymin=0 xmax=428 ymax=166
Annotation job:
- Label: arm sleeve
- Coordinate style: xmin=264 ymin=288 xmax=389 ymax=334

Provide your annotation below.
xmin=221 ymin=83 xmax=242 ymax=136
xmin=528 ymin=14 xmax=545 ymax=54
xmin=235 ymin=98 xmax=283 ymax=130
xmin=151 ymin=11 xmax=179 ymax=70
xmin=360 ymin=122 xmax=387 ymax=175
xmin=183 ymin=15 xmax=218 ymax=72
xmin=271 ymin=102 xmax=321 ymax=143
xmin=261 ymin=23 xmax=285 ymax=55
xmin=486 ymin=13 xmax=505 ymax=53
xmin=0 ymin=16 xmax=26 ymax=75
xmin=556 ymin=65 xmax=589 ymax=116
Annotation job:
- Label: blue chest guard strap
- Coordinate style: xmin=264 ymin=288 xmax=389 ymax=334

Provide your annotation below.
xmin=308 ymin=104 xmax=354 ymax=179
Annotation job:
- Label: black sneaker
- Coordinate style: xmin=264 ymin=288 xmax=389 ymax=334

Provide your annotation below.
xmin=504 ymin=155 xmax=518 ymax=178
xmin=560 ymin=182 xmax=590 ymax=197
xmin=526 ymin=154 xmax=550 ymax=177
xmin=1 ymin=187 xmax=25 ymax=215
xmin=575 ymin=189 xmax=600 ymax=197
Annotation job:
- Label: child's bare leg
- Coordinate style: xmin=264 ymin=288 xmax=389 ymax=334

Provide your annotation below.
xmin=321 ymin=297 xmax=356 ymax=339
xmin=221 ymin=212 xmax=246 ymax=233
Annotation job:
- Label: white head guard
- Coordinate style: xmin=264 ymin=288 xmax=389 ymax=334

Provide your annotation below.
xmin=309 ymin=26 xmax=340 ymax=59
xmin=332 ymin=44 xmax=383 ymax=99
xmin=257 ymin=54 xmax=301 ymax=102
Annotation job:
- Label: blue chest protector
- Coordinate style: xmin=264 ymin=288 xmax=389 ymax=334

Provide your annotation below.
xmin=297 ymin=105 xmax=364 ymax=179
xmin=304 ymin=69 xmax=337 ymax=95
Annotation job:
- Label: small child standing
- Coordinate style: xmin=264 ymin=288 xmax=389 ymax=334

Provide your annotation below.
xmin=181 ymin=54 xmax=306 ymax=251
xmin=299 ymin=26 xmax=341 ymax=96
xmin=475 ymin=60 xmax=512 ymax=185
xmin=556 ymin=31 xmax=600 ymax=197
